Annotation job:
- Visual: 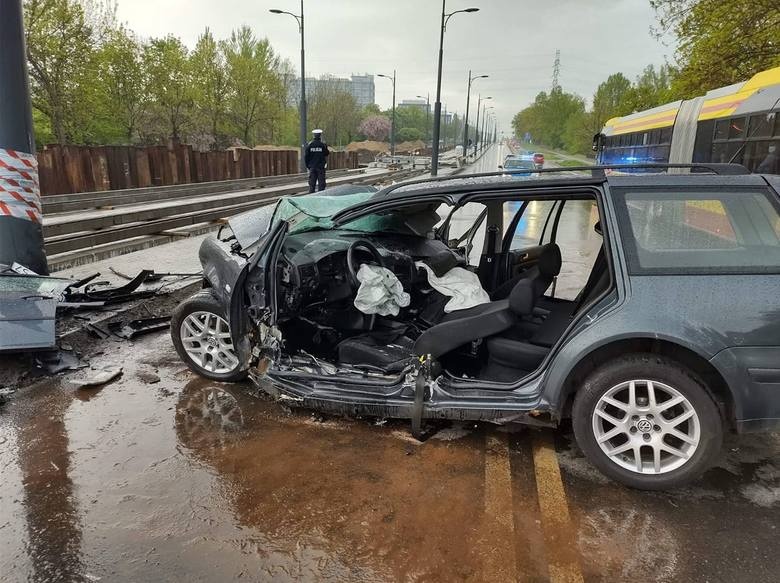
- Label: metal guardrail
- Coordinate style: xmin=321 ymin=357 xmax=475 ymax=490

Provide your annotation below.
xmin=44 ymin=167 xmax=427 ymax=258
xmin=41 ymin=169 xmax=362 ymax=213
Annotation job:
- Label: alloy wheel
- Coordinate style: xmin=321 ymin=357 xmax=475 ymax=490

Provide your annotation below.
xmin=179 ymin=311 xmax=239 ymax=375
xmin=592 ymin=379 xmax=701 ymax=474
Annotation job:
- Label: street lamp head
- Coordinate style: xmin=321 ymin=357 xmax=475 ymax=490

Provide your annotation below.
xmin=464 ymin=7 xmax=480 ymax=12
xmin=485 ymin=96 xmax=493 ymax=100
xmin=269 ymin=9 xmax=283 ymax=14
xmin=478 ymin=75 xmax=489 ymax=79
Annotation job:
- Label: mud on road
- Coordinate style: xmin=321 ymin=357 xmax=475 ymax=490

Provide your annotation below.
xmin=1 ymin=331 xmax=778 ymax=583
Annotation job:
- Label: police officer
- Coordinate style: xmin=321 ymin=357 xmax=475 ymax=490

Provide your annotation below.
xmin=304 ymin=129 xmax=330 ymax=193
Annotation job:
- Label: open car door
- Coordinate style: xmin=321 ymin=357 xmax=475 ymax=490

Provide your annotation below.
xmin=229 ymin=219 xmax=288 ymax=373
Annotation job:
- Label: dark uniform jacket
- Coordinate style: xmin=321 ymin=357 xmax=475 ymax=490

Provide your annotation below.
xmin=304 ymin=138 xmax=330 ymax=169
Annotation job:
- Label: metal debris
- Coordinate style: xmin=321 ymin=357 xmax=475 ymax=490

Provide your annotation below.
xmin=107 ymin=316 xmax=171 ymax=340
xmin=31 ymin=349 xmax=87 ymax=376
xmin=62 ymin=269 xmax=157 ymax=306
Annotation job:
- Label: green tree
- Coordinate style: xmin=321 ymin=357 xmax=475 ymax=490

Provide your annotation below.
xmin=592 ymin=73 xmax=633 ymax=128
xmin=223 ymin=26 xmax=281 ymax=146
xmin=308 ymin=83 xmax=362 ymax=146
xmin=397 ymin=127 xmax=423 ymax=142
xmin=190 ymin=28 xmax=230 ymax=148
xmin=513 ymin=89 xmax=585 ymax=149
xmin=391 ymin=106 xmax=426 ymax=142
xmin=361 ymin=103 xmax=382 ymax=118
xmin=143 ymin=36 xmax=193 ymax=142
xmin=96 ymin=27 xmax=146 ymax=143
xmin=24 ymin=0 xmax=99 ymax=144
xmin=626 ymin=64 xmax=675 ymax=111
xmin=563 ymin=110 xmax=597 ymax=155
xmin=651 ymin=0 xmax=780 ymax=97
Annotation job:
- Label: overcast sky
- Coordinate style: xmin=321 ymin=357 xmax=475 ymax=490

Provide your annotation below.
xmin=116 ymin=0 xmax=675 ymax=134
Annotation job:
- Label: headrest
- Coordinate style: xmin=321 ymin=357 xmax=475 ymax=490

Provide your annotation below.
xmin=509 ymin=279 xmax=535 ymax=316
xmin=538 ymin=244 xmax=562 ymax=278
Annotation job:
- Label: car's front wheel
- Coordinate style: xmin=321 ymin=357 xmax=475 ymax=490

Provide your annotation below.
xmin=171 ymin=291 xmax=246 ymax=382
xmin=572 ymin=353 xmax=723 ymax=490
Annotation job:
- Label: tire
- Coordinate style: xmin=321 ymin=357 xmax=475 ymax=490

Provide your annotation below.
xmin=572 ymin=353 xmax=723 ymax=490
xmin=171 ymin=290 xmax=247 ymax=382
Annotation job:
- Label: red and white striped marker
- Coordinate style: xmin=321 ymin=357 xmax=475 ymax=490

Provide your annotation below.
xmin=0 ymin=148 xmax=41 ymax=223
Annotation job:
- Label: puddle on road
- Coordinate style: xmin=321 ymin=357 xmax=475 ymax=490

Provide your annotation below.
xmin=0 ymin=333 xmax=501 ymax=582
xmin=2 ymin=331 xmax=779 ymax=582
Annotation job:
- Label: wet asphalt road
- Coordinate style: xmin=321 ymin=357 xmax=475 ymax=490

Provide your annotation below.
xmin=2 ymin=151 xmax=779 ymax=582
xmin=1 ymin=336 xmax=778 ymax=583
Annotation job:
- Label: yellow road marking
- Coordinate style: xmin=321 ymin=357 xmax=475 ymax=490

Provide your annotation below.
xmin=482 ymin=431 xmax=518 ymax=581
xmin=532 ymin=432 xmax=585 ymax=583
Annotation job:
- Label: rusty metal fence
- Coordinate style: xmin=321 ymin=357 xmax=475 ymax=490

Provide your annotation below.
xmin=37 ymin=144 xmax=359 ymax=196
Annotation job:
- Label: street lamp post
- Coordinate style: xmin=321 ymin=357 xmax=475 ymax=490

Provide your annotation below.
xmin=442 ymin=104 xmax=447 ymax=150
xmin=430 ymin=1 xmax=479 ymax=176
xmin=473 ymin=95 xmax=491 ymax=156
xmin=270 ymin=1 xmax=307 ymax=173
xmin=462 ymin=71 xmax=487 ymax=158
xmin=480 ymin=105 xmax=494 ymax=153
xmin=378 ymin=71 xmax=396 ymax=157
xmin=417 ymin=94 xmax=430 ymax=147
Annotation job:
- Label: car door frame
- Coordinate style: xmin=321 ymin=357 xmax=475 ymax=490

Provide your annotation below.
xmin=437 ymin=184 xmax=623 ymax=400
xmin=229 ymin=219 xmax=288 ymax=367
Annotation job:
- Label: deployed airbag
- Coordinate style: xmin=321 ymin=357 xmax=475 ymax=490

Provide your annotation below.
xmin=415 ymin=262 xmax=490 ymax=313
xmin=353 ymin=264 xmax=410 ymax=316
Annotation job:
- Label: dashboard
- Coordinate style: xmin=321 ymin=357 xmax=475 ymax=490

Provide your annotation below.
xmin=276 ymin=230 xmax=463 ymax=317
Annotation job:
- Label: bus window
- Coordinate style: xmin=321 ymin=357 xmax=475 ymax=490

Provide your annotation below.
xmin=660 ymin=127 xmax=673 ymax=144
xmin=749 ymin=113 xmax=775 ymax=138
xmin=713 ymin=142 xmax=743 ymax=164
xmin=728 ymin=117 xmax=746 ymax=140
xmin=744 ymin=141 xmax=779 ymax=174
xmin=714 ymin=119 xmax=729 ymax=140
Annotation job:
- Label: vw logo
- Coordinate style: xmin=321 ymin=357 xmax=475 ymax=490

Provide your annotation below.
xmin=636 ymin=419 xmax=653 ymax=433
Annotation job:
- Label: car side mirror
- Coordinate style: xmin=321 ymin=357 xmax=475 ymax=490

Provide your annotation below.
xmin=592 ymin=132 xmax=604 ymax=152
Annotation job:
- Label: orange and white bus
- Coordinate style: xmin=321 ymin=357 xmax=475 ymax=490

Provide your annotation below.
xmin=595 ymin=66 xmax=780 ymax=174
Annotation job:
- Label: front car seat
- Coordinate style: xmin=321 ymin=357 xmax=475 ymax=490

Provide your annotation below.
xmin=414 ymin=279 xmax=535 ymax=359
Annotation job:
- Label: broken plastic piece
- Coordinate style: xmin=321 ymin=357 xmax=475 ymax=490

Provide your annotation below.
xmin=74 ymin=366 xmax=123 ymax=388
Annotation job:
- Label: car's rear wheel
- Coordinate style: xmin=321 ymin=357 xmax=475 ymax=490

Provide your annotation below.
xmin=171 ymin=291 xmax=246 ymax=382
xmin=572 ymin=353 xmax=723 ymax=490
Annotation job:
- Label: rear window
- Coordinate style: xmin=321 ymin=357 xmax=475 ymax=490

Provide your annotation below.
xmin=505 ymin=159 xmax=535 ymax=170
xmin=615 ymin=189 xmax=780 ymax=274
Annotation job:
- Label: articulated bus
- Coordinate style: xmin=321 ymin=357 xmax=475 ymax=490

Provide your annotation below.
xmin=594 ymin=66 xmax=780 ymax=175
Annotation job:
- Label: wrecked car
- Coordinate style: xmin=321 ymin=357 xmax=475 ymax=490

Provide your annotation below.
xmin=172 ymin=168 xmax=780 ymax=490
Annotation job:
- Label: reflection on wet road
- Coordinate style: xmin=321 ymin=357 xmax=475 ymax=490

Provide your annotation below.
xmin=1 ymin=332 xmax=778 ymax=582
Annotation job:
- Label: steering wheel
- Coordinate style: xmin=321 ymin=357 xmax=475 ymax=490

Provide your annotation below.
xmin=346 ymin=239 xmax=386 ymax=289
